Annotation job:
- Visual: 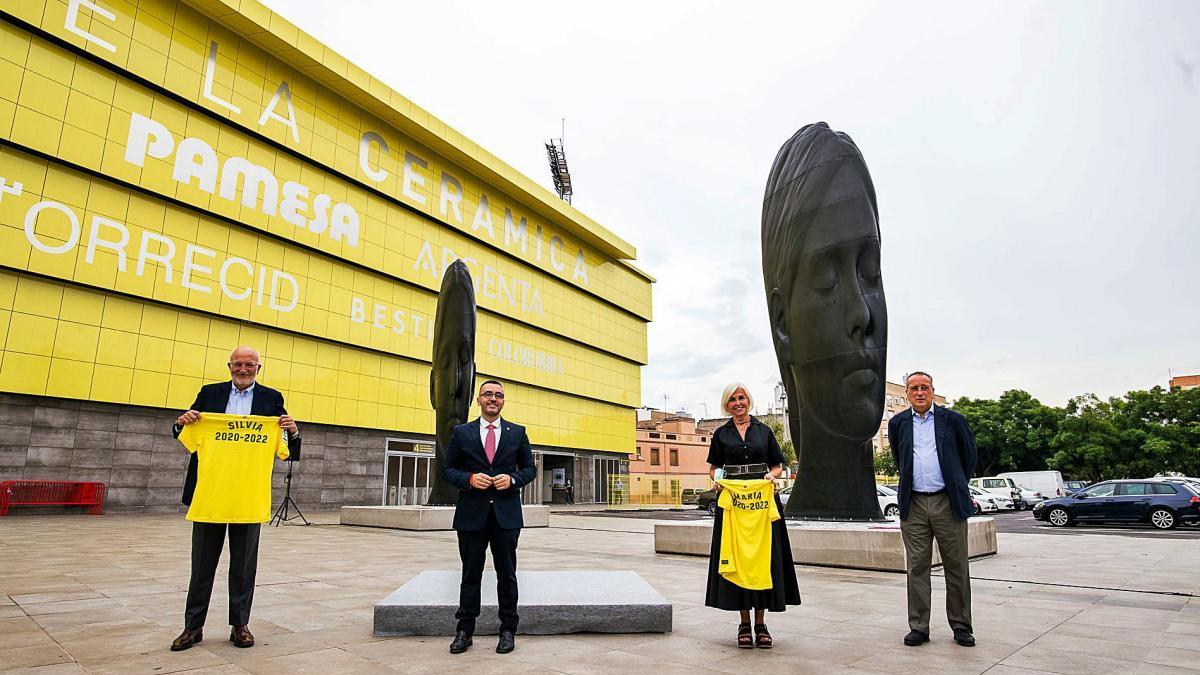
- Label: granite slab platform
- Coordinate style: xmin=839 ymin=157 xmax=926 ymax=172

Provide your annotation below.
xmin=340 ymin=504 xmax=550 ymax=530
xmin=655 ymin=517 xmax=997 ymax=572
xmin=374 ymin=570 xmax=672 ymax=636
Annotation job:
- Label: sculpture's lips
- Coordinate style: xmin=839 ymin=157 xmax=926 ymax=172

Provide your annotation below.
xmin=845 ymin=368 xmax=877 ymax=387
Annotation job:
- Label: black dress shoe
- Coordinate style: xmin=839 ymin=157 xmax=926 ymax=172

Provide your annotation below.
xmin=170 ymin=627 xmax=202 ymax=651
xmin=230 ymin=625 xmax=254 ymax=648
xmin=496 ymin=630 xmax=515 ymax=654
xmin=903 ymin=629 xmax=929 ymax=646
xmin=449 ymin=630 xmax=472 ymax=654
xmin=953 ymin=629 xmax=976 ymax=647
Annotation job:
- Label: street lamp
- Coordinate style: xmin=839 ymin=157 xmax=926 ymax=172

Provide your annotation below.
xmin=697 ymin=402 xmax=708 ymax=418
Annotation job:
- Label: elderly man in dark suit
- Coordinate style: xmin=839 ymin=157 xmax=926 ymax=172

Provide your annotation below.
xmin=441 ymin=379 xmax=537 ymax=655
xmin=169 ymin=346 xmax=301 ymax=652
xmin=888 ymin=371 xmax=978 ymax=648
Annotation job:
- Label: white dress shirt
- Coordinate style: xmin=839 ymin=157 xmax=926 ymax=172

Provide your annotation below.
xmin=911 ymin=404 xmax=945 ymax=492
xmin=479 ymin=416 xmax=503 ymax=451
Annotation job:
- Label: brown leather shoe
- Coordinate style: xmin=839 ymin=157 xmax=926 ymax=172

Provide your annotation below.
xmin=230 ymin=625 xmax=254 ymax=648
xmin=170 ymin=628 xmax=202 ymax=651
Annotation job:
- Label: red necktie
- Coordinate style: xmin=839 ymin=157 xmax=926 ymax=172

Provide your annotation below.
xmin=484 ymin=424 xmax=497 ymax=463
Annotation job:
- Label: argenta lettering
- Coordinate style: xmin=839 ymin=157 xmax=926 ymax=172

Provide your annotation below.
xmin=123 ymin=113 xmax=361 ymax=247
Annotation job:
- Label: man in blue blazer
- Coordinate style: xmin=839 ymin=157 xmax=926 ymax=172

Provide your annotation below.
xmin=888 ymin=371 xmax=977 ymax=649
xmin=441 ymin=380 xmax=537 ymax=655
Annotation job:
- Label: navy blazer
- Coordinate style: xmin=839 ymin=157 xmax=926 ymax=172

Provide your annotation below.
xmin=441 ymin=418 xmax=537 ymax=531
xmin=888 ymin=405 xmax=978 ymax=521
xmin=173 ymin=381 xmax=301 ymax=506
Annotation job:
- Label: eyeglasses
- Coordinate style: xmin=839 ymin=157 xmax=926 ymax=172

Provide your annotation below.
xmin=480 ymin=391 xmax=505 ymax=400
xmin=229 ymin=362 xmax=261 ymax=370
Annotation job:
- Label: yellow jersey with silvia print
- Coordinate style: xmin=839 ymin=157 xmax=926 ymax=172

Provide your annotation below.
xmin=717 ymin=479 xmax=780 ymax=590
xmin=178 ymin=413 xmax=290 ymax=524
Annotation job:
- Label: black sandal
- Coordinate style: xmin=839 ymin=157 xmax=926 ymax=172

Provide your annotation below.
xmin=737 ymin=622 xmax=753 ymax=649
xmin=755 ymin=623 xmax=772 ymax=649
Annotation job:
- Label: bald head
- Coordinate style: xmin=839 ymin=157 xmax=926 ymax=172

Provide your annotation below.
xmin=228 ymin=346 xmax=261 ymax=390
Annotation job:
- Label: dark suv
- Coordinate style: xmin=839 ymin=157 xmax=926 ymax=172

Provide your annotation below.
xmin=1034 ymin=480 xmax=1200 ymax=529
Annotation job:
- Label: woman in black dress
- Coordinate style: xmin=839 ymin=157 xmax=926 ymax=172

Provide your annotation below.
xmin=705 ymin=383 xmax=801 ymax=648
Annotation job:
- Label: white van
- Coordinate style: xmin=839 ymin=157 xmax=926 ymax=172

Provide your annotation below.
xmin=997 ymin=471 xmax=1065 ymax=499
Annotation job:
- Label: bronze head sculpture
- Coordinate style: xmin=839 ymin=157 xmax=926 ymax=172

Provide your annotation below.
xmin=426 ymin=259 xmax=477 ymax=506
xmin=762 ymin=122 xmax=887 ymax=520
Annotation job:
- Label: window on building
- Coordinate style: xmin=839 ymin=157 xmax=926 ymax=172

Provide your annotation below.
xmin=701 ymin=437 xmax=706 ymax=443
xmin=652 ymin=479 xmax=660 ymax=495
xmin=650 ymin=448 xmax=660 ymax=465
xmin=649 ymin=432 xmax=660 ymax=438
xmin=669 ymin=449 xmax=679 ymax=466
xmin=635 ymin=445 xmax=642 ymax=460
xmin=666 ymin=434 xmax=677 ymax=440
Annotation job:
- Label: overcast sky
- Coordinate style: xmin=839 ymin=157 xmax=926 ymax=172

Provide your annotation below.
xmin=262 ymin=0 xmax=1200 ymax=414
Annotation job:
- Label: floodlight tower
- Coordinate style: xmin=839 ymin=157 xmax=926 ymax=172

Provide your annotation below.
xmin=545 ymin=119 xmax=573 ymax=204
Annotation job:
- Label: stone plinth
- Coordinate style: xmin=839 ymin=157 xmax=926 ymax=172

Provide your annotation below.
xmin=374 ymin=570 xmax=672 ymax=636
xmin=340 ymin=505 xmax=550 ymax=530
xmin=655 ymin=517 xmax=997 ymax=573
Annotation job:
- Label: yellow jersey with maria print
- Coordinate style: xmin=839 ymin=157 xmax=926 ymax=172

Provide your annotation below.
xmin=717 ymin=478 xmax=780 ymax=590
xmin=178 ymin=413 xmax=290 ymax=524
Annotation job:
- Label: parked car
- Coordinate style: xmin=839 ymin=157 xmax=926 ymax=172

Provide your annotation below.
xmin=969 ymin=487 xmax=1000 ymax=514
xmin=1019 ymin=487 xmax=1046 ymax=509
xmin=971 ymin=485 xmax=1013 ymax=510
xmin=970 ymin=476 xmax=1026 ymax=508
xmin=697 ymin=486 xmax=719 ymax=515
xmin=1063 ymin=480 xmax=1088 ymax=494
xmin=876 ymin=485 xmax=900 ymax=518
xmin=998 ymin=470 xmax=1066 ymax=499
xmin=779 ymin=486 xmax=793 ymax=506
xmin=1033 ymin=479 xmax=1200 ymax=529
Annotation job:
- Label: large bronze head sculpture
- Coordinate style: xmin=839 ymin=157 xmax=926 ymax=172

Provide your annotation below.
xmin=762 ymin=122 xmax=887 ymax=520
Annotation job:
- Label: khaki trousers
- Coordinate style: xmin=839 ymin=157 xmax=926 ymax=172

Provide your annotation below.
xmin=900 ymin=492 xmax=972 ymax=634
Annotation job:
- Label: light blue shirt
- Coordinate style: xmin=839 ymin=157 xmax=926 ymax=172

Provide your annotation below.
xmin=911 ymin=404 xmax=945 ymax=492
xmin=225 ymin=382 xmax=255 ymax=415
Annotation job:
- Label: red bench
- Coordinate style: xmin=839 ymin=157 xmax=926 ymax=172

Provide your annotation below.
xmin=0 ymin=480 xmax=106 ymax=516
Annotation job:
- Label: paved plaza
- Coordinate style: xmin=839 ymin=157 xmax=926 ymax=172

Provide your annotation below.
xmin=2 ymin=510 xmax=1200 ymax=674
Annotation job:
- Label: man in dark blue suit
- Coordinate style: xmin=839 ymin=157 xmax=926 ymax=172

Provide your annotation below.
xmin=888 ymin=371 xmax=978 ymax=649
xmin=441 ymin=379 xmax=536 ymax=655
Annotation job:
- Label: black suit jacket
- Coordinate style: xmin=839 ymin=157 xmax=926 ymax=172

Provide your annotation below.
xmin=888 ymin=405 xmax=978 ymax=521
xmin=441 ymin=418 xmax=537 ymax=531
xmin=174 ymin=381 xmax=301 ymax=506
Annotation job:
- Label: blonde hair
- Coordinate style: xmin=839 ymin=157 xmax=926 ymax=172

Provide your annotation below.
xmin=719 ymin=383 xmax=754 ymax=414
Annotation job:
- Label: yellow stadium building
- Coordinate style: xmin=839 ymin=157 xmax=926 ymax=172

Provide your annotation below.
xmin=0 ymin=0 xmax=651 ymax=510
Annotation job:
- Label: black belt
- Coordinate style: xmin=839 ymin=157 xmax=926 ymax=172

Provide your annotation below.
xmin=723 ymin=463 xmax=768 ymax=479
xmin=912 ymin=489 xmax=945 ymax=496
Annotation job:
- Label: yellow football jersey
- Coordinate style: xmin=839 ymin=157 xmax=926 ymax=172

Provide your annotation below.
xmin=178 ymin=413 xmax=290 ymax=524
xmin=716 ymin=479 xmax=780 ymax=590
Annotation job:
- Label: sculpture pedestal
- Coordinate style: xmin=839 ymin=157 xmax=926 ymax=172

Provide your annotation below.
xmin=339 ymin=505 xmax=550 ymax=530
xmin=654 ymin=517 xmax=997 ymax=572
xmin=374 ymin=570 xmax=672 ymax=636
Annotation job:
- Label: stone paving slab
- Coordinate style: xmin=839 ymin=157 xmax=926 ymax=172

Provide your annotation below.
xmin=1 ymin=510 xmax=1200 ymax=673
xmin=374 ymin=570 xmax=672 ymax=636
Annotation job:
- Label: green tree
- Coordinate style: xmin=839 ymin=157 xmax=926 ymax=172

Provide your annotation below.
xmin=763 ymin=417 xmax=797 ymax=468
xmin=874 ymin=445 xmax=897 ymax=477
xmin=953 ymin=390 xmax=1062 ymax=476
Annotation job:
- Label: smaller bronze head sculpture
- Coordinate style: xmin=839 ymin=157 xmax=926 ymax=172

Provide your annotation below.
xmin=427 ymin=259 xmax=477 ymax=506
xmin=762 ymin=122 xmax=887 ymax=520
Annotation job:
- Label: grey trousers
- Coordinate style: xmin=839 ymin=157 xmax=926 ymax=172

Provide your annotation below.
xmin=900 ymin=492 xmax=972 ymax=634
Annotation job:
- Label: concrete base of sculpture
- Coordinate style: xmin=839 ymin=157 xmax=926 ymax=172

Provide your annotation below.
xmin=654 ymin=517 xmax=997 ymax=573
xmin=374 ymin=570 xmax=672 ymax=636
xmin=340 ymin=505 xmax=550 ymax=530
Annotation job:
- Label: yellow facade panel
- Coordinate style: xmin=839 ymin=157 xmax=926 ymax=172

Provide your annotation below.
xmin=0 ymin=269 xmax=633 ymax=451
xmin=0 ymin=145 xmax=640 ymax=407
xmin=0 ymin=31 xmax=648 ymax=363
xmin=4 ymin=0 xmax=651 ymax=318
